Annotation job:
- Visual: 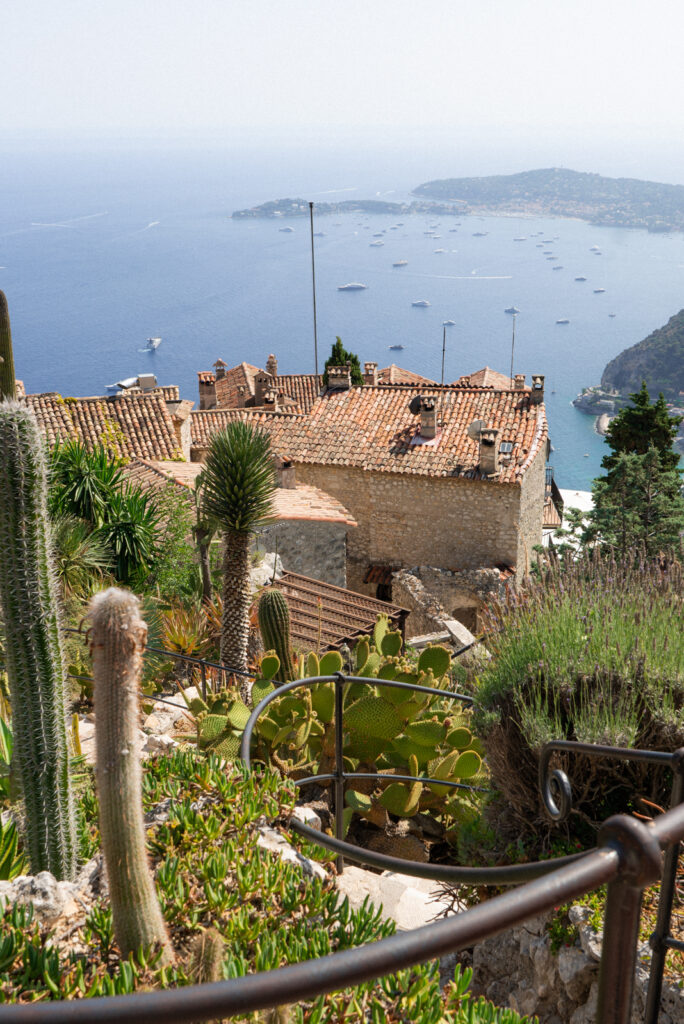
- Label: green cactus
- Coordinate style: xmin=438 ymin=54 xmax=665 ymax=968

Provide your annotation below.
xmin=187 ymin=927 xmax=225 ymax=983
xmin=258 ymin=590 xmax=296 ymax=683
xmin=0 ymin=291 xmax=16 ymax=401
xmin=0 ymin=401 xmax=77 ymax=879
xmin=89 ymin=588 xmax=174 ymax=965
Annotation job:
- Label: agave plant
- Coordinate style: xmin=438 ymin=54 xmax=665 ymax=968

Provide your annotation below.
xmin=95 ymin=486 xmax=160 ymax=586
xmin=49 ymin=439 xmax=124 ymax=526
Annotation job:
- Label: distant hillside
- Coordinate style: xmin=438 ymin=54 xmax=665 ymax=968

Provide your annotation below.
xmin=601 ymin=310 xmax=684 ymax=400
xmin=413 ymin=168 xmax=684 ymax=231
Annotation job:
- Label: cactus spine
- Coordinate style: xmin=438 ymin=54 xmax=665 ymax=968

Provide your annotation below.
xmin=89 ymin=588 xmax=173 ymax=964
xmin=0 ymin=291 xmax=16 ymax=400
xmin=258 ymin=589 xmax=296 ymax=683
xmin=0 ymin=401 xmax=77 ymax=878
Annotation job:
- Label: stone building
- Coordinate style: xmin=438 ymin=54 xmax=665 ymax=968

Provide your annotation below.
xmin=189 ymin=368 xmax=551 ymax=630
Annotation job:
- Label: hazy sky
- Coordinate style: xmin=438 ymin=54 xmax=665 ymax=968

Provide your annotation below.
xmin=4 ymin=0 xmax=684 ymax=140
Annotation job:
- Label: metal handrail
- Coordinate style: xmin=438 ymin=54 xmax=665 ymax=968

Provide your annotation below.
xmin=1 ymin=803 xmax=682 ymax=1023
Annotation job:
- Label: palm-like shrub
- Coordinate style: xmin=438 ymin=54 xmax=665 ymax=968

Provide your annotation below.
xmin=51 ymin=516 xmax=111 ymax=600
xmin=200 ymin=423 xmax=275 ymax=685
xmin=95 ymin=487 xmax=160 ymax=587
xmin=49 ymin=439 xmax=124 ymax=525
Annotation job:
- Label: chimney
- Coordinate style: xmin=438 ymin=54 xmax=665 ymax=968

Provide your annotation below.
xmin=254 ymin=371 xmax=273 ymax=405
xmin=263 ymin=388 xmax=280 ymax=412
xmin=236 ymin=384 xmax=248 ymax=409
xmin=198 ymin=372 xmax=217 ymax=410
xmin=266 ymin=353 xmax=278 ymax=376
xmin=363 ymin=361 xmax=378 ymax=385
xmin=419 ymin=396 xmax=437 ymax=439
xmin=213 ymin=359 xmax=227 ymax=381
xmin=479 ymin=426 xmax=500 ymax=476
xmin=530 ymin=374 xmax=545 ymax=405
xmin=275 ymin=457 xmax=296 ymax=489
xmin=327 ymin=363 xmax=352 ymax=391
xmin=514 ymin=373 xmax=526 ymax=390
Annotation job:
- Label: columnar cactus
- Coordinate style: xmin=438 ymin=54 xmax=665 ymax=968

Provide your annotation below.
xmin=0 ymin=401 xmax=77 ymax=879
xmin=258 ymin=589 xmax=296 ymax=683
xmin=89 ymin=588 xmax=173 ymax=964
xmin=0 ymin=290 xmax=16 ymax=400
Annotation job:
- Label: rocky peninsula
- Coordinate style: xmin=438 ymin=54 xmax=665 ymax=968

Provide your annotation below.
xmin=232 ymin=197 xmax=462 ymax=219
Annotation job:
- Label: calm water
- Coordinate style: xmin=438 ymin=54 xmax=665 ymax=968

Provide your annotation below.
xmin=2 ymin=140 xmax=684 ymax=490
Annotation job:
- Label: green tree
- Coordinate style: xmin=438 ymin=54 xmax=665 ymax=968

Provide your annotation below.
xmin=322 ymin=336 xmax=364 ymax=386
xmin=199 ymin=422 xmax=275 ymax=689
xmin=602 ymin=381 xmax=681 ymax=473
xmin=587 ymin=448 xmax=684 ymax=556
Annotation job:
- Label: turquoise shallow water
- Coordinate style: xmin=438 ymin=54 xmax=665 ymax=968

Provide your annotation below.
xmin=2 ymin=143 xmax=684 ymax=490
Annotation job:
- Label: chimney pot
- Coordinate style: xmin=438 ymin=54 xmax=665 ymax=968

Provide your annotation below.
xmin=514 ymin=373 xmax=526 ymax=390
xmin=254 ymin=371 xmax=274 ymax=405
xmin=213 ymin=359 xmax=227 ymax=380
xmin=266 ymin=353 xmax=278 ymax=376
xmin=327 ymin=364 xmax=352 ymax=390
xmin=363 ymin=361 xmax=378 ymax=386
xmin=530 ymin=374 xmax=545 ymax=404
xmin=419 ymin=396 xmax=437 ymax=439
xmin=479 ymin=426 xmax=500 ymax=476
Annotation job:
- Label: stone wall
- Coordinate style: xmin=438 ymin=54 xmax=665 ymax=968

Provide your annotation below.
xmin=470 ymin=906 xmax=684 ymax=1024
xmin=292 ymin=463 xmax=523 ymax=595
xmin=254 ymin=519 xmax=348 ymax=588
xmin=392 ymin=565 xmax=506 ymax=633
xmin=517 ymin=443 xmax=546 ymax=574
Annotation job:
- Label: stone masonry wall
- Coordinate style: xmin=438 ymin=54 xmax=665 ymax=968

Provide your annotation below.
xmin=292 ymin=464 xmax=522 ymax=594
xmin=255 ymin=520 xmax=348 ymax=588
xmin=517 ymin=443 xmax=546 ymax=574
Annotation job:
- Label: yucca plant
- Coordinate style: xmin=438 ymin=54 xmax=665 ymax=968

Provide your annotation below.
xmin=95 ymin=486 xmax=160 ymax=586
xmin=49 ymin=439 xmax=125 ymax=525
xmin=51 ymin=515 xmax=111 ymax=600
xmin=199 ymin=423 xmax=275 ymax=693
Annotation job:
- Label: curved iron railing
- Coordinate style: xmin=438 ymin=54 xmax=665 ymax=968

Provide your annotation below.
xmin=1 ymin=669 xmax=682 ymax=1023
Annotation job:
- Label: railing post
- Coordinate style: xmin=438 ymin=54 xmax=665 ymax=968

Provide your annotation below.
xmin=200 ymin=661 xmax=207 ymax=702
xmin=334 ymin=672 xmax=345 ymax=875
xmin=596 ymin=816 xmax=662 ymax=1024
xmin=644 ymin=751 xmax=684 ymax=1024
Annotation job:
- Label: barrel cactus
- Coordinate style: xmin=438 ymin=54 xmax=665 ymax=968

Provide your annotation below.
xmin=0 ymin=290 xmax=16 ymax=401
xmin=258 ymin=589 xmax=296 ymax=683
xmin=0 ymin=401 xmax=77 ymax=879
xmin=89 ymin=588 xmax=173 ymax=964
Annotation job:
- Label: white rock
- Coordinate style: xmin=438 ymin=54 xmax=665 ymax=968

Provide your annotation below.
xmin=578 ymin=922 xmax=603 ymax=962
xmin=257 ymin=825 xmax=327 ymax=880
xmin=0 ymin=871 xmax=79 ymax=924
xmin=335 ymin=865 xmax=452 ymax=931
xmin=558 ymin=945 xmax=597 ymax=1002
xmin=143 ymin=733 xmax=178 ymax=755
xmin=291 ymin=806 xmax=322 ymax=831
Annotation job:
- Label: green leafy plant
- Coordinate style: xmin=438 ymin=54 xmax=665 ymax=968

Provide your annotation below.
xmin=476 ymin=547 xmax=684 ymax=846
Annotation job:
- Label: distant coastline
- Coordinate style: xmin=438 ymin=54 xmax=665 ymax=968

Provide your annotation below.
xmin=235 ymin=168 xmax=684 ymax=233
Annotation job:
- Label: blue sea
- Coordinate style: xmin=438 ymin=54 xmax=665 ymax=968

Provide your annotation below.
xmin=2 ymin=136 xmax=684 ymax=491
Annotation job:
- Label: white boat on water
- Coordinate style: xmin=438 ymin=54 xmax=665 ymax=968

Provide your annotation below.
xmin=412 ymin=299 xmax=430 ymax=307
xmin=338 ymin=282 xmax=368 ymax=291
xmin=146 ymin=336 xmax=161 ymax=350
xmin=504 ymin=306 xmax=520 ymax=314
xmin=556 ymin=318 xmax=570 ymax=325
xmin=392 ymin=260 xmax=408 ymax=267
xmin=443 ymin=319 xmax=456 ymax=325
xmin=369 ymin=240 xmax=384 ymax=247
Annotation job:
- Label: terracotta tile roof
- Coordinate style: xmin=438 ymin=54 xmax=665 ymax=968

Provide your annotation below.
xmin=125 ymin=459 xmax=354 ymax=527
xmin=125 ymin=384 xmax=181 ymax=402
xmin=271 ymin=571 xmax=407 ymax=652
xmin=26 ymin=391 xmax=182 ymax=460
xmin=197 ymin=371 xmax=216 ymax=384
xmin=190 ymin=408 xmax=302 ymax=451
xmin=272 ymin=485 xmax=356 ymax=526
xmin=272 ymin=374 xmax=322 ymax=413
xmin=543 ymin=497 xmax=563 ymax=528
xmin=453 ymin=367 xmax=513 ymax=389
xmin=272 ymin=384 xmax=547 ymax=484
xmin=214 ymin=363 xmax=261 ymax=407
xmin=378 ymin=364 xmax=437 ymax=385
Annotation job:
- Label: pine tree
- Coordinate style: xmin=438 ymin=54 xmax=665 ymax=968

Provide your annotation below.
xmin=322 ymin=337 xmax=364 ymax=386
xmin=603 ymin=381 xmax=681 ymax=473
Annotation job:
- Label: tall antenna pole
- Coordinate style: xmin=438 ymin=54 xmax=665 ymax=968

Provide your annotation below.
xmin=439 ymin=323 xmax=447 ymax=428
xmin=509 ymin=313 xmax=517 ymax=385
xmin=309 ymin=202 xmax=319 ymax=376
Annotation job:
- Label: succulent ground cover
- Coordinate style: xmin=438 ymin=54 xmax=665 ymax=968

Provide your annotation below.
xmin=0 ymin=751 xmax=530 ymax=1022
